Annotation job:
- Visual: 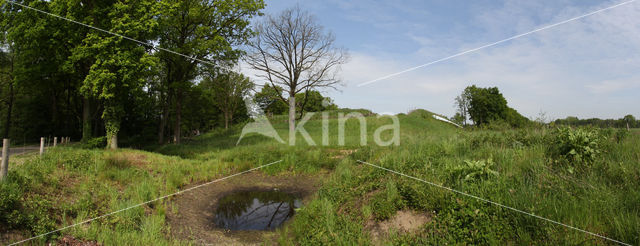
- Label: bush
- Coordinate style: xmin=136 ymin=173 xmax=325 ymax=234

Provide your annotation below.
xmin=548 ymin=127 xmax=602 ymax=165
xmin=614 ymin=129 xmax=630 ymax=143
xmin=83 ymin=136 xmax=107 ymax=149
xmin=0 ymin=181 xmax=26 ymax=229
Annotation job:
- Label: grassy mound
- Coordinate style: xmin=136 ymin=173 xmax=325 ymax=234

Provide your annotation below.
xmin=1 ymin=109 xmax=639 ymax=245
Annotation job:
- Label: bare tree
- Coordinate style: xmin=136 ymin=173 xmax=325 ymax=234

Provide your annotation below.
xmin=246 ymin=6 xmax=348 ymax=141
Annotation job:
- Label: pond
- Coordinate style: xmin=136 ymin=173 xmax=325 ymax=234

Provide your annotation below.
xmin=214 ymin=190 xmax=302 ymax=230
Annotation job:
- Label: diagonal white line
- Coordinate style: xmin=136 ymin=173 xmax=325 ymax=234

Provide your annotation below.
xmin=8 ymin=160 xmax=284 ymax=245
xmin=357 ymin=160 xmax=631 ymax=246
xmin=4 ymin=0 xmax=218 ymax=67
xmin=357 ymin=0 xmax=639 ymax=87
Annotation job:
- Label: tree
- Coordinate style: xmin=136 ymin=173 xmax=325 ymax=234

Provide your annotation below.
xmin=451 ymin=112 xmax=465 ymax=126
xmin=294 ymin=90 xmax=336 ymax=118
xmin=157 ymin=0 xmax=263 ymax=144
xmin=454 ymin=87 xmax=471 ymax=126
xmin=204 ymin=71 xmax=253 ymax=129
xmin=623 ymin=115 xmax=636 ymax=129
xmin=246 ymin=6 xmax=348 ymax=143
xmin=1 ymin=0 xmax=87 ymax=141
xmin=76 ymin=0 xmax=159 ymax=149
xmin=0 ymin=43 xmax=15 ymax=139
xmin=466 ymin=85 xmax=508 ymax=125
xmin=254 ymin=84 xmax=287 ymax=116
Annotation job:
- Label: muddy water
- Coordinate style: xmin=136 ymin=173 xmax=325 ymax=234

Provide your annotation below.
xmin=214 ymin=190 xmax=302 ymax=230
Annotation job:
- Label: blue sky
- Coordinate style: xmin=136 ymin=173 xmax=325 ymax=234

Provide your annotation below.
xmin=244 ymin=0 xmax=640 ymax=120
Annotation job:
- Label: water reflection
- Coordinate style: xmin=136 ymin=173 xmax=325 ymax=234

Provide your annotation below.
xmin=215 ymin=190 xmax=301 ymax=230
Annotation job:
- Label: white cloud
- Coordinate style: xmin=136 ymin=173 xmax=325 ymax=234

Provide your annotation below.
xmin=335 ymin=0 xmax=640 ymax=119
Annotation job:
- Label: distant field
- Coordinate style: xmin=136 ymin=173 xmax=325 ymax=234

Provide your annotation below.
xmin=1 ymin=109 xmax=639 ymax=245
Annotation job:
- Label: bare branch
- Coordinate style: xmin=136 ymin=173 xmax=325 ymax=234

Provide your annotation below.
xmin=245 ymin=5 xmax=348 ymax=99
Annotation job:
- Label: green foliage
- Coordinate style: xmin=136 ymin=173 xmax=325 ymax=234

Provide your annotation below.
xmin=0 ymin=0 xmax=266 ymax=146
xmin=201 ymin=71 xmax=253 ymax=128
xmin=0 ymin=180 xmax=25 ymax=229
xmin=450 ymin=157 xmax=499 ymax=182
xmin=371 ymin=181 xmax=405 ymax=220
xmin=614 ymin=129 xmax=630 ymax=143
xmin=455 ymin=85 xmax=530 ymax=128
xmin=294 ymin=90 xmax=338 ymax=114
xmin=425 ymin=199 xmax=509 ymax=245
xmin=2 ymin=105 xmax=640 ymax=245
xmin=555 ymin=114 xmax=639 ymax=129
xmin=82 ymin=136 xmax=107 ymax=149
xmin=548 ymin=127 xmax=602 ymax=165
xmin=254 ymin=84 xmax=288 ymax=115
xmin=288 ymin=198 xmax=367 ymax=245
xmin=466 ymin=85 xmax=508 ymax=125
xmin=451 ymin=112 xmax=465 ymax=126
xmin=504 ymin=107 xmax=530 ymax=128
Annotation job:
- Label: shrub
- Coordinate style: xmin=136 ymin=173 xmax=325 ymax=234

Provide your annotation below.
xmin=614 ymin=129 xmax=630 ymax=143
xmin=548 ymin=127 xmax=602 ymax=165
xmin=0 ymin=181 xmax=26 ymax=229
xmin=83 ymin=136 xmax=107 ymax=149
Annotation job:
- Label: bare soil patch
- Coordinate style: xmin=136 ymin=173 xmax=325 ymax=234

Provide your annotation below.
xmin=166 ymin=171 xmax=326 ymax=245
xmin=366 ymin=209 xmax=432 ymax=243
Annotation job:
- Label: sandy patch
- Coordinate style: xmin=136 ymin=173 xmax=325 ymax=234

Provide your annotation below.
xmin=366 ymin=210 xmax=431 ymax=243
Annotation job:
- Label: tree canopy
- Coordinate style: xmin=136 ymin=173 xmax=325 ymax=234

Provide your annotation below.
xmin=454 ymin=85 xmax=529 ymax=127
xmin=0 ymin=0 xmax=265 ymax=148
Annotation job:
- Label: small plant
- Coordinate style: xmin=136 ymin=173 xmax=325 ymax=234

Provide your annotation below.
xmin=371 ymin=181 xmax=405 ymax=220
xmin=105 ymin=154 xmax=131 ymax=169
xmin=548 ymin=127 xmax=602 ymax=165
xmin=451 ymin=157 xmax=499 ymax=182
xmin=83 ymin=136 xmax=107 ymax=149
xmin=614 ymin=129 xmax=630 ymax=143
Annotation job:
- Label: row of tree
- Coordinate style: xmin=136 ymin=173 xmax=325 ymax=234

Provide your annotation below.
xmin=1 ymin=2 xmax=347 ymax=148
xmin=554 ymin=115 xmax=638 ymax=129
xmin=0 ymin=0 xmax=268 ymax=148
xmin=254 ymin=84 xmax=337 ymax=117
xmin=452 ymin=85 xmax=530 ymax=127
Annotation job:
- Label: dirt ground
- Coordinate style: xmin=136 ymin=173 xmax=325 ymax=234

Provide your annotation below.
xmin=366 ymin=209 xmax=432 ymax=244
xmin=165 ymin=171 xmax=326 ymax=245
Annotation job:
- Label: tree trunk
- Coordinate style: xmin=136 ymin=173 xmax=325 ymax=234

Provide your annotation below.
xmin=288 ymin=95 xmax=295 ymax=144
xmin=224 ymin=111 xmax=229 ymax=129
xmin=158 ymin=90 xmax=171 ymax=144
xmin=174 ymin=88 xmax=182 ymax=144
xmin=297 ymin=90 xmax=310 ymax=120
xmin=82 ymin=97 xmax=91 ymax=142
xmin=3 ymin=81 xmax=14 ymax=139
xmin=108 ymin=134 xmax=118 ymax=149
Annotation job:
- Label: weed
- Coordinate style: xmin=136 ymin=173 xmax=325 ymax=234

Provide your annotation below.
xmin=548 ymin=127 xmax=602 ymax=166
xmin=450 ymin=157 xmax=499 ymax=182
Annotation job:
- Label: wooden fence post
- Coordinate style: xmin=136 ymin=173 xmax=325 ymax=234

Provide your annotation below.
xmin=40 ymin=137 xmax=45 ymax=156
xmin=53 ymin=137 xmax=57 ymax=147
xmin=1 ymin=139 xmax=9 ymax=181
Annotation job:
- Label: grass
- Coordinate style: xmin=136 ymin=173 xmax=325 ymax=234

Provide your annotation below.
xmin=1 ymin=109 xmax=639 ymax=245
